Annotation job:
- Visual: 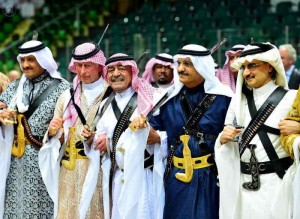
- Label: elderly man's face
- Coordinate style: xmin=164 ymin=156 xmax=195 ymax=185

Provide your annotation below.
xmin=75 ymin=61 xmax=102 ymax=84
xmin=177 ymin=57 xmax=204 ymax=88
xmin=153 ymin=64 xmax=173 ymax=85
xmin=279 ymin=49 xmax=294 ymax=71
xmin=241 ymin=60 xmax=273 ymax=88
xmin=107 ymin=65 xmax=132 ymax=93
xmin=20 ymin=55 xmax=44 ymax=79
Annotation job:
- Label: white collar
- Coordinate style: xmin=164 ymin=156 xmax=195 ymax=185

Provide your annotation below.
xmin=253 ymin=80 xmax=276 ymax=97
xmin=115 ymin=87 xmax=134 ymax=99
xmin=82 ymin=77 xmax=104 ymax=91
xmin=82 ymin=77 xmax=105 ymax=106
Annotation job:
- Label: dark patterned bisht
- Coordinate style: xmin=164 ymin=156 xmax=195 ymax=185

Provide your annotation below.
xmin=0 ymin=71 xmax=70 ymax=218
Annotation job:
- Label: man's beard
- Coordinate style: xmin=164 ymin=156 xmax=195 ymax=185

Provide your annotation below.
xmin=157 ymin=79 xmax=170 ymax=85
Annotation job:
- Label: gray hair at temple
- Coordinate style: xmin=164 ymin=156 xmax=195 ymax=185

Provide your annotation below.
xmin=279 ymin=44 xmax=297 ymax=62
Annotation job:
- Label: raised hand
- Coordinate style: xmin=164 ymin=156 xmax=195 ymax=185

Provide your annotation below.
xmin=279 ymin=119 xmax=300 ymax=136
xmin=0 ymin=108 xmax=16 ymax=124
xmin=82 ymin=125 xmax=95 ymax=146
xmin=94 ymin=133 xmax=108 ymax=155
xmin=220 ymin=125 xmax=242 ymax=144
xmin=48 ymin=117 xmax=65 ymax=136
xmin=129 ymin=114 xmax=148 ymax=131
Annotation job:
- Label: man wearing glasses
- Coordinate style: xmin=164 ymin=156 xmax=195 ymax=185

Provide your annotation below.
xmin=215 ymin=43 xmax=297 ymax=219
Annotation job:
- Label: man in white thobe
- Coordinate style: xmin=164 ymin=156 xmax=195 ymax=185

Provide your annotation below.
xmin=215 ymin=42 xmax=297 ymax=219
xmin=83 ymin=53 xmax=166 ymax=219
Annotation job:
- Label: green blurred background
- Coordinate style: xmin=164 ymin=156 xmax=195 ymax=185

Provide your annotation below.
xmin=0 ymin=0 xmax=299 ymax=81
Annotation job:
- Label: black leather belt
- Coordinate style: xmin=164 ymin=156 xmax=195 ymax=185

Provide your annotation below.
xmin=75 ymin=141 xmax=86 ymax=156
xmin=144 ymin=149 xmax=154 ymax=169
xmin=174 ymin=132 xmax=217 ymax=146
xmin=241 ymin=156 xmax=292 ymax=175
xmin=144 ymin=154 xmax=154 ymax=169
xmin=75 ymin=141 xmax=84 ymax=149
xmin=120 ymin=150 xmax=154 ymax=171
xmin=63 ymin=141 xmax=86 ymax=159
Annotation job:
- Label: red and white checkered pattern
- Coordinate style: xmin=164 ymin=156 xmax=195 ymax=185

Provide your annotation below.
xmin=64 ymin=43 xmax=106 ymax=126
xmin=215 ymin=45 xmax=245 ymax=92
xmin=103 ymin=53 xmax=163 ymax=115
xmin=142 ymin=53 xmax=174 ymax=83
xmin=68 ymin=43 xmax=106 ymax=73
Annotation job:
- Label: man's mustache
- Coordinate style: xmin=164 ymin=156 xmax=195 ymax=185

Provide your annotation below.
xmin=245 ymin=74 xmax=255 ymax=80
xmin=111 ymin=76 xmax=125 ymax=82
xmin=178 ymin=72 xmax=188 ymax=76
xmin=158 ymin=72 xmax=167 ymax=77
xmin=23 ymin=67 xmax=33 ymax=71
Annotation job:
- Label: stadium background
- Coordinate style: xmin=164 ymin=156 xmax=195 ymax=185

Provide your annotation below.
xmin=0 ymin=0 xmax=299 ymax=81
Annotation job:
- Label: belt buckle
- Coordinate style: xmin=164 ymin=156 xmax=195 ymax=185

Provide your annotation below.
xmin=196 ymin=132 xmax=203 ymax=139
xmin=258 ymin=163 xmax=266 ymax=172
xmin=245 ymin=163 xmax=250 ymax=171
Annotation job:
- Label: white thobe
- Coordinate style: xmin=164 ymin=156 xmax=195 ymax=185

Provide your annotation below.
xmin=97 ymin=87 xmax=166 ymax=219
xmin=215 ymin=81 xmax=297 ymax=219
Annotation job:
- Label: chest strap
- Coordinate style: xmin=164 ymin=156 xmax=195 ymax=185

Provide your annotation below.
xmin=109 ymin=93 xmax=138 ymax=213
xmin=243 ymin=85 xmax=288 ymax=178
xmin=24 ymin=78 xmax=61 ymax=119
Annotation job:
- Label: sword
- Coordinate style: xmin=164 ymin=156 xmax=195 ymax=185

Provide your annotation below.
xmin=48 ymin=82 xmax=80 ymax=136
xmin=32 ymin=30 xmax=38 ymax=40
xmin=210 ymin=38 xmax=227 ymax=54
xmin=136 ymin=49 xmax=150 ymax=65
xmin=129 ymin=86 xmax=174 ymax=131
xmin=137 ymin=49 xmax=150 ymax=77
xmin=98 ymin=23 xmax=109 ymax=45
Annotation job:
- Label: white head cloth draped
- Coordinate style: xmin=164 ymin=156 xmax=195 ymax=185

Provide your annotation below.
xmin=230 ymin=42 xmax=288 ymax=124
xmin=103 ymin=53 xmax=162 ymax=115
xmin=173 ymin=44 xmax=233 ymax=98
xmin=142 ymin=53 xmax=174 ymax=83
xmin=16 ymin=40 xmax=62 ymax=113
xmin=64 ymin=42 xmax=106 ymax=126
xmin=215 ymin=44 xmax=245 ymax=92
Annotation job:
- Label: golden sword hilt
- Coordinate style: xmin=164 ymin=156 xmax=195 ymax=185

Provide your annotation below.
xmin=175 ymin=134 xmax=193 ymax=183
xmin=3 ymin=109 xmax=17 ymax=125
xmin=11 ymin=114 xmax=26 ymax=158
xmin=129 ymin=114 xmax=148 ymax=132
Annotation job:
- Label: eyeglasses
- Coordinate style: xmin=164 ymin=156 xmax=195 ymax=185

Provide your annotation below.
xmin=240 ymin=62 xmax=266 ymax=71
